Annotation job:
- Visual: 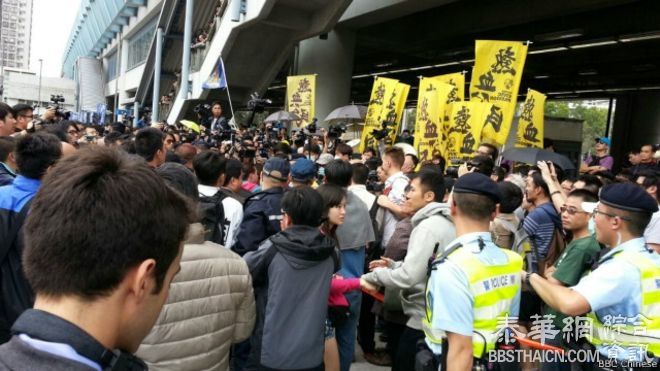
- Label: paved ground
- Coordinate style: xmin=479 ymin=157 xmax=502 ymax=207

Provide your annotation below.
xmin=351 ymin=351 xmax=390 ymax=371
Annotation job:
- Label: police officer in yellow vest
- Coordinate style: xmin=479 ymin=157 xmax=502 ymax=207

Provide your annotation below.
xmin=525 ymin=183 xmax=659 ymax=370
xmin=422 ymin=173 xmax=523 ymax=370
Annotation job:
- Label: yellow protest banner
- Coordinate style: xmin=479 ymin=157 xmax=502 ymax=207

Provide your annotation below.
xmin=414 ymin=78 xmax=454 ymax=165
xmin=359 ymin=77 xmax=399 ymax=152
xmin=432 ymin=72 xmax=465 ymax=102
xmin=382 ymin=82 xmax=410 ymax=144
xmin=469 ymin=40 xmax=528 ymax=145
xmin=445 ymin=101 xmax=493 ymax=162
xmin=515 ymin=89 xmax=546 ymax=148
xmin=286 ymin=74 xmax=316 ymax=127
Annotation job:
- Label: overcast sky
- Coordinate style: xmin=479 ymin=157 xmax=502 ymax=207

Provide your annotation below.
xmin=30 ymin=0 xmax=80 ymax=77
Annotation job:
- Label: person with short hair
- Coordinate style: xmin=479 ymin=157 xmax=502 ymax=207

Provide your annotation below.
xmin=175 ymin=142 xmax=197 ymax=170
xmin=0 ymin=132 xmax=63 ymax=342
xmin=0 ymin=147 xmax=193 ymax=370
xmin=364 ymin=170 xmax=455 ymax=371
xmin=0 ymin=137 xmax=17 ymax=186
xmin=362 ymin=147 xmax=377 ymax=163
xmin=490 ymin=180 xmax=523 ymax=249
xmin=0 ymin=103 xmax=16 ymax=137
xmin=193 ymin=151 xmax=243 ymax=249
xmin=573 ymin=173 xmax=603 ymax=195
xmin=377 ymin=147 xmax=410 ymax=248
xmin=233 ymin=157 xmax=289 ymax=256
xmin=222 ymin=159 xmax=252 ymax=203
xmin=244 ymin=187 xmax=340 ymax=371
xmin=137 ymin=162 xmax=255 ymax=371
xmin=402 ymin=153 xmax=419 ymax=176
xmin=540 ymin=189 xmax=601 ymax=370
xmin=476 ymin=143 xmax=499 ymax=162
xmin=581 ymin=137 xmax=613 ymax=174
xmin=632 ymin=144 xmax=660 ymax=176
xmin=637 ymin=172 xmax=660 ymax=252
xmin=135 ymin=127 xmax=167 ymax=168
xmin=423 ymin=173 xmax=522 ymax=370
xmin=335 ymin=143 xmax=353 ymax=162
xmin=524 ymin=183 xmax=660 ymax=367
xmin=11 ymin=104 xmax=33 ymax=133
xmin=348 ymin=163 xmax=376 ymax=209
xmin=209 ymin=101 xmax=230 ymax=132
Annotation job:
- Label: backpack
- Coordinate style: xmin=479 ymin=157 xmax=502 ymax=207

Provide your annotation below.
xmin=199 ymin=190 xmax=228 ymax=245
xmin=508 ymin=207 xmax=566 ymax=277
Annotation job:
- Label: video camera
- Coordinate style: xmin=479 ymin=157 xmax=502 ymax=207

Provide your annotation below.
xmin=371 ymin=121 xmax=391 ymax=141
xmin=328 ymin=123 xmax=347 ymax=139
xmin=49 ymin=94 xmax=70 ymax=119
xmin=193 ymin=103 xmax=212 ymax=118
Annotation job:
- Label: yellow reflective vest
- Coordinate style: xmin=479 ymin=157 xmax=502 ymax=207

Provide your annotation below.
xmin=587 ymin=250 xmax=660 ymax=356
xmin=423 ymin=247 xmax=523 ymax=358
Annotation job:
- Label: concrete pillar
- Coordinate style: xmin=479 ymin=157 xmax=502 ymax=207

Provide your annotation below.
xmin=152 ymin=27 xmax=163 ymax=123
xmin=296 ymin=29 xmax=356 ymax=125
xmin=179 ymin=0 xmax=193 ymax=101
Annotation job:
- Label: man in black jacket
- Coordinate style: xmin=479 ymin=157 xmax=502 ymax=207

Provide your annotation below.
xmin=0 ymin=132 xmax=62 ymax=342
xmin=0 ymin=147 xmax=193 ymax=370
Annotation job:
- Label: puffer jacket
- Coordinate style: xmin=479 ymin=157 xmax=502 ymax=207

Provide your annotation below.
xmin=137 ymin=223 xmax=256 ymax=371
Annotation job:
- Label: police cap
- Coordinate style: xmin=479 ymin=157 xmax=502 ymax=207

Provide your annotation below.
xmin=600 ymin=183 xmax=658 ymax=214
xmin=453 ymin=172 xmax=501 ymax=203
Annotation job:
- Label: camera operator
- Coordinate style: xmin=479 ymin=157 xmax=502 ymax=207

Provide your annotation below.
xmin=207 ymin=101 xmax=230 ymax=132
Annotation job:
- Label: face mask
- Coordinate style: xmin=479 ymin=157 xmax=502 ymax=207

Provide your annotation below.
xmin=311 ymin=155 xmax=318 ymax=161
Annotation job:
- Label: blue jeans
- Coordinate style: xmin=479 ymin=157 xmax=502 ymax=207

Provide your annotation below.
xmin=335 ymin=248 xmax=365 ymax=371
xmin=335 ymin=290 xmax=362 ymax=371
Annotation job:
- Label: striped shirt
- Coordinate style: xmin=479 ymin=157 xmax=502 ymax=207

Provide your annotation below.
xmin=522 ymin=202 xmax=560 ymax=262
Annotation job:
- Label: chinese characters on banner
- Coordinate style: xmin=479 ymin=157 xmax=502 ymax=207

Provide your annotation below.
xmin=384 ymin=82 xmax=411 ymax=144
xmin=469 ymin=40 xmax=528 ymax=145
xmin=414 ymin=78 xmax=454 ymax=165
xmin=359 ymin=77 xmax=400 ymax=153
xmin=286 ymin=75 xmax=316 ymax=127
xmin=515 ymin=89 xmax=546 ymax=148
xmin=445 ymin=101 xmax=493 ymax=162
xmin=432 ymin=72 xmax=465 ymax=103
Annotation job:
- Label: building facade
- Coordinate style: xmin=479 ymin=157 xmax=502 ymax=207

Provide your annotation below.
xmin=1 ymin=67 xmax=76 ymax=113
xmin=0 ymin=0 xmax=33 ymax=69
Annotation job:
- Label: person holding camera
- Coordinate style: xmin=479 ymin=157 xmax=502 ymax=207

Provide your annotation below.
xmin=208 ymin=101 xmax=231 ymax=132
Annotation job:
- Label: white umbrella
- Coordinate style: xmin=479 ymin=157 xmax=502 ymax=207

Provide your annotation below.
xmin=394 ymin=142 xmax=417 ymax=157
xmin=324 ymin=104 xmax=367 ymax=123
xmin=264 ymin=110 xmax=301 ymax=123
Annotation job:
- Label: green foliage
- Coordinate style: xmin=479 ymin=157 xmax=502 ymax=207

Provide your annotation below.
xmin=545 ymin=100 xmax=609 ymax=154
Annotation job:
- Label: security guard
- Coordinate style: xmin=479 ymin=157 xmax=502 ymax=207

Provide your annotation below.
xmin=422 ymin=173 xmax=523 ymax=370
xmin=526 ymin=183 xmax=659 ymax=369
xmin=232 ymin=157 xmax=289 ymax=256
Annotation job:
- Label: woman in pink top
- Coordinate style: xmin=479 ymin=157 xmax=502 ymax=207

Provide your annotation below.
xmin=318 ymin=184 xmax=360 ymax=371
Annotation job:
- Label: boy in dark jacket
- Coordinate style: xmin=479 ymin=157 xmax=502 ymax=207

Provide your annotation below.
xmin=244 ymin=186 xmax=339 ymax=371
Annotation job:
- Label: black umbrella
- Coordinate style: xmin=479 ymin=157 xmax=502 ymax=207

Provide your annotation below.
xmin=501 ymin=148 xmax=576 ymax=170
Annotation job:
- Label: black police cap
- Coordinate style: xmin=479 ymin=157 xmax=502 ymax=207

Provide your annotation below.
xmin=600 ymin=183 xmax=658 ymax=214
xmin=453 ymin=172 xmax=502 ymax=203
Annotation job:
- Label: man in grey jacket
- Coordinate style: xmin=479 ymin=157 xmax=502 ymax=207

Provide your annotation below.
xmin=244 ymin=186 xmax=339 ymax=371
xmin=362 ymin=170 xmax=456 ymax=371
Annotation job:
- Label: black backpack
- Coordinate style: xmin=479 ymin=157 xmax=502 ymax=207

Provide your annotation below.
xmin=199 ymin=191 xmax=228 ymax=245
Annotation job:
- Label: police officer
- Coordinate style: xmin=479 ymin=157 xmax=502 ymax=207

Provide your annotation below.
xmin=526 ymin=183 xmax=659 ymax=370
xmin=422 ymin=173 xmax=523 ymax=370
xmin=232 ymin=157 xmax=289 ymax=256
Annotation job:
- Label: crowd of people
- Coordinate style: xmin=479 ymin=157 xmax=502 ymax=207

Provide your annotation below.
xmin=0 ymin=99 xmax=659 ymax=371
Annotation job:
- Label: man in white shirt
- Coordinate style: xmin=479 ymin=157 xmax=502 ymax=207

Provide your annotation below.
xmin=193 ymin=151 xmax=243 ymax=249
xmin=349 ymin=163 xmax=376 ymax=209
xmin=377 ymin=147 xmax=410 ymax=247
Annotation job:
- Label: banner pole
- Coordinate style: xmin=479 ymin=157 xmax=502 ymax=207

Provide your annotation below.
xmin=220 ymin=58 xmax=235 ymax=119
